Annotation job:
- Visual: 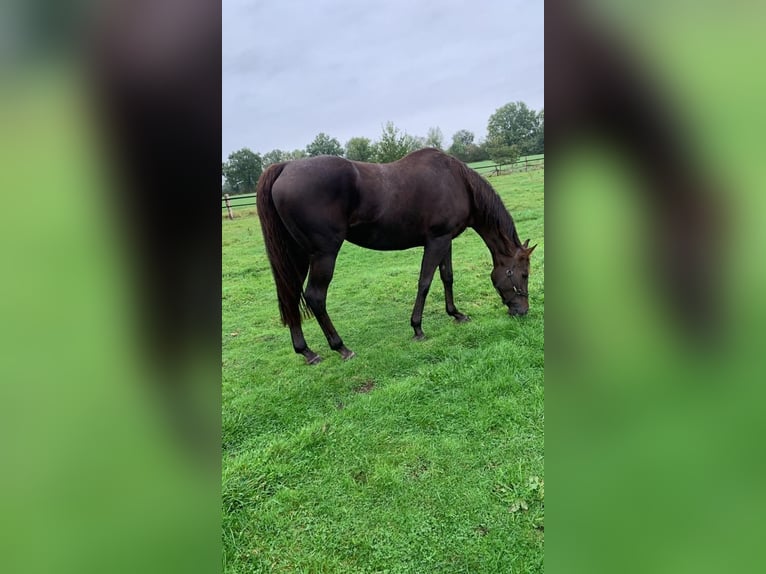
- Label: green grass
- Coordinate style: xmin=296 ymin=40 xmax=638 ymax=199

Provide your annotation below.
xmin=222 ymin=169 xmax=544 ymax=573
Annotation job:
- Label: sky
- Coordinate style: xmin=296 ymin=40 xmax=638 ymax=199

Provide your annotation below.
xmin=222 ymin=0 xmax=543 ymax=160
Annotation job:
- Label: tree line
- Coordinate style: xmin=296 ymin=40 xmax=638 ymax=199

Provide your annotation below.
xmin=222 ymin=101 xmax=543 ymax=195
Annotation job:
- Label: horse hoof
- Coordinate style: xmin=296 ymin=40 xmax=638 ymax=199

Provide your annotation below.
xmin=336 ymin=346 xmax=355 ymax=361
xmin=454 ymin=314 xmax=471 ymax=323
xmin=306 ymin=354 xmax=323 ymax=365
xmin=413 ymin=333 xmax=426 ymax=341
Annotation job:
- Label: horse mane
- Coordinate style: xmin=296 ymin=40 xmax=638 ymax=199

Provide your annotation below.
xmin=451 ymin=158 xmax=522 ymax=253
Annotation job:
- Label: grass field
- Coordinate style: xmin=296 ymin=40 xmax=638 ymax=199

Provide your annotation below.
xmin=222 ymin=169 xmax=544 ymax=573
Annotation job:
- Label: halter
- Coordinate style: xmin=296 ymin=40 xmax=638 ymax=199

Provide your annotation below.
xmin=511 ymin=285 xmax=529 ymax=298
xmin=506 ymin=268 xmax=529 ymax=298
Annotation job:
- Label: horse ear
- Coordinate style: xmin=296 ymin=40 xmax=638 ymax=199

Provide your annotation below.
xmin=527 ymin=243 xmax=537 ymax=255
xmin=523 ymin=239 xmax=530 ymax=248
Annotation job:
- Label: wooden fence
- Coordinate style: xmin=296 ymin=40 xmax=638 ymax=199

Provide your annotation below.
xmin=222 ymin=193 xmax=257 ymax=219
xmin=470 ymin=155 xmax=545 ymax=177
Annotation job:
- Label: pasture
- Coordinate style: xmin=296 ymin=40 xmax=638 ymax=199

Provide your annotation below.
xmin=222 ymin=169 xmax=544 ymax=572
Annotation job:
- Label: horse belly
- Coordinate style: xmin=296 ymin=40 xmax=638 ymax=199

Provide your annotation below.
xmin=346 ymin=223 xmax=424 ymax=251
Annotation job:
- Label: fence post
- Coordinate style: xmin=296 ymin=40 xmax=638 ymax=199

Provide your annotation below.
xmin=224 ymin=194 xmax=234 ymax=220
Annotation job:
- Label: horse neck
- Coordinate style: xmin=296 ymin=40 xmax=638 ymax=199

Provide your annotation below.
xmin=457 ymin=158 xmax=523 ymax=264
xmin=474 ymin=224 xmax=520 ymax=266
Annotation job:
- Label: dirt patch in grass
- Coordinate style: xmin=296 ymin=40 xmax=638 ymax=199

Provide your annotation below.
xmin=409 ymin=460 xmax=430 ymax=479
xmin=354 ymin=380 xmax=375 ymax=394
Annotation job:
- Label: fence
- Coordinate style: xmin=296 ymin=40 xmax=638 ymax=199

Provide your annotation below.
xmin=222 ymin=193 xmax=257 ymax=219
xmin=470 ymin=155 xmax=545 ymax=177
xmin=222 ymin=155 xmax=544 ymax=217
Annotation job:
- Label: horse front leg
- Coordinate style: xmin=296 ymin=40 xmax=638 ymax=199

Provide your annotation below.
xmin=304 ymin=252 xmax=355 ymax=361
xmin=439 ymin=243 xmax=470 ymax=323
xmin=411 ymin=237 xmax=451 ymax=340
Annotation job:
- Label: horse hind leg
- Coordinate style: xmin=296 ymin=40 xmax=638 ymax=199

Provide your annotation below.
xmin=439 ymin=243 xmax=470 ymax=323
xmin=289 ymin=323 xmax=322 ymax=365
xmin=304 ymin=252 xmax=355 ymax=361
xmin=283 ymin=256 xmax=322 ymax=364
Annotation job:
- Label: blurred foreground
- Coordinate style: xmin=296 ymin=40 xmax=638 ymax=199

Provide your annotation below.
xmin=547 ymin=1 xmax=766 ymax=572
xmin=1 ymin=1 xmax=220 ymax=573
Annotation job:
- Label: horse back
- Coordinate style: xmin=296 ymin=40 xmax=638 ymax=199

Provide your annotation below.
xmin=349 ymin=152 xmax=472 ymax=249
xmin=271 ymin=156 xmax=360 ymax=249
xmin=271 ymin=150 xmax=472 ymax=251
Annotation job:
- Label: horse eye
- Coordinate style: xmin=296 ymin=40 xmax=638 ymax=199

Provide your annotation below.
xmin=506 ymin=269 xmax=512 ymax=277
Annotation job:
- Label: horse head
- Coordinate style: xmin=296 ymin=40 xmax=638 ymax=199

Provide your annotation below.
xmin=492 ymin=239 xmax=537 ymax=316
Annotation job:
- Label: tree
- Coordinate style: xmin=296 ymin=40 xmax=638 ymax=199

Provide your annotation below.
xmin=374 ymin=121 xmax=419 ymax=163
xmin=468 ymin=140 xmax=490 ymax=163
xmin=425 ymin=126 xmax=444 ymax=150
xmin=528 ymin=108 xmax=544 ymax=155
xmin=284 ymin=149 xmax=308 ymax=161
xmin=306 ymin=132 xmax=344 ymax=157
xmin=262 ymin=149 xmax=287 ymax=167
xmin=485 ymin=135 xmax=520 ymax=168
xmin=486 ymin=101 xmax=541 ymax=156
xmin=448 ymin=129 xmax=474 ymax=155
xmin=345 ymin=137 xmax=377 ymax=162
xmin=222 ymin=148 xmax=262 ymax=195
xmin=447 ymin=129 xmax=483 ymax=161
xmin=472 ymin=140 xmax=491 ymax=163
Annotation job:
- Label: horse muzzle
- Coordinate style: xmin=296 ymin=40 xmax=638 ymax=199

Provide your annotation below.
xmin=506 ymin=297 xmax=529 ymax=316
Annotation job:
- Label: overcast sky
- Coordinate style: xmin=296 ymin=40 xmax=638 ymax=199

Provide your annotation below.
xmin=223 ymin=0 xmax=543 ymax=160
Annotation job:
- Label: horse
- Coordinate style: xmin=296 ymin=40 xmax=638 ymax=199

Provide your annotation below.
xmin=256 ymin=148 xmax=536 ymax=364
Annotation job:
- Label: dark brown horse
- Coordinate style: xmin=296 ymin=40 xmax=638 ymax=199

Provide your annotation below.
xmin=256 ymin=148 xmax=536 ymax=364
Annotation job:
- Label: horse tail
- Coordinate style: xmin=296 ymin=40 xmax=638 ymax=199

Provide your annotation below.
xmin=256 ymin=162 xmax=311 ymax=327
